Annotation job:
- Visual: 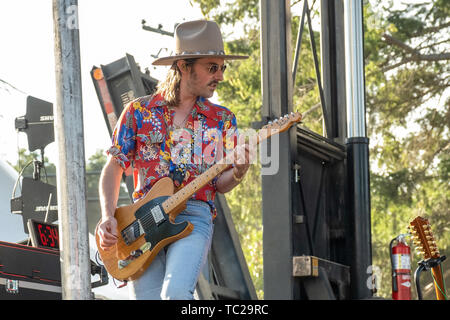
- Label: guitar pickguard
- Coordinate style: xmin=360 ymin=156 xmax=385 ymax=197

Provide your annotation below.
xmin=121 ymin=196 xmax=190 ymax=253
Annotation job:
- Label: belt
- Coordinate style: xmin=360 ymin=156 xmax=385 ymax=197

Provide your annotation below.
xmin=186 ymin=199 xmax=212 ymax=211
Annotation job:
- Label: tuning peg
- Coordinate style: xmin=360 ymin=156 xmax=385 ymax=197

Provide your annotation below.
xmin=415 ymin=249 xmax=425 ymax=256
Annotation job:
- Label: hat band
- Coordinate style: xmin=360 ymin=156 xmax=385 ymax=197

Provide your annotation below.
xmin=176 ymin=50 xmax=226 ymax=56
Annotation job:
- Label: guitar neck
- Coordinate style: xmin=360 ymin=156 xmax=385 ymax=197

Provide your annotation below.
xmin=431 ymin=264 xmax=447 ymax=300
xmin=162 ymin=161 xmax=230 ymax=213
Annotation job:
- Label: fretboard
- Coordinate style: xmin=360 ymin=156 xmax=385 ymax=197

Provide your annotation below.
xmin=161 ymin=161 xmax=230 ymax=212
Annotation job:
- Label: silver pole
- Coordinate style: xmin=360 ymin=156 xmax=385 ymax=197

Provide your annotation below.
xmin=53 ymin=0 xmax=91 ymax=299
xmin=344 ymin=0 xmax=366 ymax=138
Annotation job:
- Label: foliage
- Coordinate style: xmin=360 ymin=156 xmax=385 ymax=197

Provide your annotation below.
xmin=9 ymin=149 xmax=57 ymax=186
xmin=365 ymin=0 xmax=449 ymax=298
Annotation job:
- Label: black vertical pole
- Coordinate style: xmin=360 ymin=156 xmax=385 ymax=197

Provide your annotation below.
xmin=346 ymin=137 xmax=372 ymax=298
xmin=260 ymin=0 xmax=295 ymax=299
xmin=344 ymin=0 xmax=373 ymax=299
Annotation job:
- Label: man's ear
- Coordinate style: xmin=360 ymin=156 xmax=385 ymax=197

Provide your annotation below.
xmin=177 ymin=60 xmax=188 ymax=74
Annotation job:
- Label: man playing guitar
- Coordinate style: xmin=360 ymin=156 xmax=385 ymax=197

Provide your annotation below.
xmin=96 ymin=20 xmax=250 ymax=300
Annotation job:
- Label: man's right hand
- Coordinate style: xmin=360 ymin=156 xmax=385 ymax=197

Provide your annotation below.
xmin=96 ymin=216 xmax=118 ymax=251
xmin=97 ymin=156 xmax=125 ymax=251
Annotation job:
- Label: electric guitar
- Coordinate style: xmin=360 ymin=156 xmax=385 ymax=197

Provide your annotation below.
xmin=95 ymin=112 xmax=303 ymax=281
xmin=409 ymin=216 xmax=447 ymax=300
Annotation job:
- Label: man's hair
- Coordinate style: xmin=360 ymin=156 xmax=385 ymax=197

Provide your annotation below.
xmin=155 ymin=58 xmax=197 ymax=106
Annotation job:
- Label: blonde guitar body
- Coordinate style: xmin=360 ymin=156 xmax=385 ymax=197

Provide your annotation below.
xmin=95 ymin=177 xmax=193 ymax=281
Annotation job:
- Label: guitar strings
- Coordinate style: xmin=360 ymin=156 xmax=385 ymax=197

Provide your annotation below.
xmin=123 ymin=207 xmax=158 ymax=241
xmin=431 ymin=267 xmax=448 ymax=300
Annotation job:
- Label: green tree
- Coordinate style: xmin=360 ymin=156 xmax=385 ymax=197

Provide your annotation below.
xmin=365 ymin=0 xmax=449 ymax=299
xmin=9 ymin=148 xmax=57 ymax=186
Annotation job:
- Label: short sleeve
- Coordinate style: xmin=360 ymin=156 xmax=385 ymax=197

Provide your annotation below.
xmin=106 ymin=101 xmax=140 ymax=170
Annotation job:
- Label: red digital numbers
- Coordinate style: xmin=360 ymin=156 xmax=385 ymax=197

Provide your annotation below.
xmin=38 ymin=223 xmax=47 ymax=246
xmin=37 ymin=223 xmax=59 ymax=249
xmin=50 ymin=225 xmax=59 ymax=248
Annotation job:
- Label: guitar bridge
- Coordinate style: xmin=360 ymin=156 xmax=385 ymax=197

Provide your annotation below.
xmin=118 ymin=242 xmax=151 ymax=269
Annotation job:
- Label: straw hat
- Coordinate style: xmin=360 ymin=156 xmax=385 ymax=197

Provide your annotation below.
xmin=152 ymin=20 xmax=248 ymax=66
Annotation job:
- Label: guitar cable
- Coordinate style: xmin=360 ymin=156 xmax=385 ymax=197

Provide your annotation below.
xmin=430 ymin=266 xmax=448 ymax=300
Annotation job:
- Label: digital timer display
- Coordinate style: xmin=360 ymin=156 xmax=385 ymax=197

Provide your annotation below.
xmin=27 ymin=219 xmax=59 ymax=250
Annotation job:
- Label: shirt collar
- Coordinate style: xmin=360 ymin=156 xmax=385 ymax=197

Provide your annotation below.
xmin=194 ymin=96 xmax=215 ymax=119
xmin=147 ymin=94 xmax=215 ymax=119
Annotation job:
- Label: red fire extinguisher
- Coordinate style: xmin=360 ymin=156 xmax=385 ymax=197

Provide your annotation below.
xmin=390 ymin=234 xmax=412 ymax=300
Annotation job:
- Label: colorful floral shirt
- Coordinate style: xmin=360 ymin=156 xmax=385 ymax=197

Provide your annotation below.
xmin=107 ymin=93 xmax=238 ymax=218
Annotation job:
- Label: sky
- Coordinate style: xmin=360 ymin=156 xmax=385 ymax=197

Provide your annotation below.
xmin=0 ymin=0 xmax=205 ymax=167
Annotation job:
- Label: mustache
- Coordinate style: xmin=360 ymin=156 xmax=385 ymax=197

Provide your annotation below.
xmin=207 ymin=80 xmax=219 ymax=86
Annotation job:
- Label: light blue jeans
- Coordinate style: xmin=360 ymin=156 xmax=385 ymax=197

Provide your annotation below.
xmin=128 ymin=200 xmax=214 ymax=300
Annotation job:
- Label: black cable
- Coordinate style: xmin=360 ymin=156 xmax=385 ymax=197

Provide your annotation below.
xmin=11 ymin=160 xmax=34 ymax=199
xmin=414 ymin=263 xmax=426 ymax=300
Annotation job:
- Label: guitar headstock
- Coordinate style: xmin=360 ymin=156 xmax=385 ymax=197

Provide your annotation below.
xmin=259 ymin=112 xmax=302 ymax=140
xmin=408 ymin=216 xmax=440 ymax=259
